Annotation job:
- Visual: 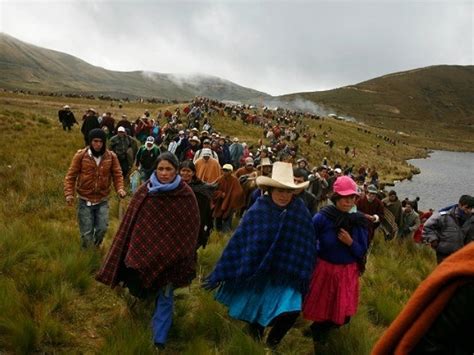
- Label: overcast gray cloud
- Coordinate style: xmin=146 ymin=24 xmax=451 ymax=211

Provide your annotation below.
xmin=1 ymin=0 xmax=472 ymax=95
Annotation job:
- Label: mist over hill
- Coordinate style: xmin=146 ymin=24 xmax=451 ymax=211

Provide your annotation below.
xmin=0 ymin=33 xmax=269 ymax=101
xmin=280 ymin=65 xmax=474 ymax=130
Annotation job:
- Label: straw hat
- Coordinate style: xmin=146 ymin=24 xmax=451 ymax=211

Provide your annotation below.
xmin=257 ymin=157 xmax=272 ymax=168
xmin=256 ymin=162 xmax=309 ymax=190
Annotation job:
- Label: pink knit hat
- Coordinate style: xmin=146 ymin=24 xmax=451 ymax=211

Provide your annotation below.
xmin=333 ymin=176 xmax=359 ymax=196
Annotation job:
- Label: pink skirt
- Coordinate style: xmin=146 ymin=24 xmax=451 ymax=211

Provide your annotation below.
xmin=303 ymin=259 xmax=360 ymax=325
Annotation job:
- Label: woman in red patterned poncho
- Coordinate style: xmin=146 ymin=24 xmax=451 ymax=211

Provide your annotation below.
xmin=96 ymin=152 xmax=199 ymax=349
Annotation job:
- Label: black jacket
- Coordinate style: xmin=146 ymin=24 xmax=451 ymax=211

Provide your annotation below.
xmin=412 ymin=282 xmax=474 ymax=355
xmin=296 ymin=190 xmax=317 ymax=217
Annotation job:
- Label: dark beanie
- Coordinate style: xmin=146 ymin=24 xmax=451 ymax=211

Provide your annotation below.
xmin=88 ymin=128 xmax=107 ymax=144
xmin=156 ymin=152 xmax=179 ymax=170
xmin=88 ymin=128 xmax=107 ymax=157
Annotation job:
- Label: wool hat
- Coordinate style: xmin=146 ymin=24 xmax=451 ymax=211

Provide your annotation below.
xmin=333 ymin=176 xmax=359 ymax=196
xmin=257 ymin=157 xmax=272 ymax=168
xmin=117 ymin=126 xmax=126 ymax=133
xmin=88 ymin=128 xmax=107 ymax=143
xmin=367 ymin=184 xmax=378 ymax=194
xmin=256 ymin=162 xmax=309 ymax=190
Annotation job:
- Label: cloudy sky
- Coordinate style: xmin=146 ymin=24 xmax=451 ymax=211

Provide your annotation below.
xmin=1 ymin=0 xmax=472 ymax=95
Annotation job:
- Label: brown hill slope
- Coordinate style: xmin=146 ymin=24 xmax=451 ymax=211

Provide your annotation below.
xmin=0 ymin=33 xmax=269 ymax=101
xmin=281 ymin=65 xmax=474 ymax=141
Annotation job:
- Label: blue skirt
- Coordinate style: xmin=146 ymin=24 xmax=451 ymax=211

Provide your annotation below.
xmin=215 ymin=278 xmax=302 ymax=326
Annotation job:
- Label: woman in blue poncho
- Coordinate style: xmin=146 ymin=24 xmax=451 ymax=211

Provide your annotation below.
xmin=204 ymin=162 xmax=317 ymax=349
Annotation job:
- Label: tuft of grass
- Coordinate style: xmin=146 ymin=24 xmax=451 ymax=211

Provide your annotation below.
xmin=224 ymin=329 xmax=265 ymax=355
xmin=173 ymin=288 xmax=233 ymax=343
xmin=100 ymin=318 xmax=154 ymax=354
xmin=197 ymin=232 xmax=230 ymax=277
xmin=323 ymin=306 xmax=383 ymax=355
xmin=40 ymin=316 xmax=71 ymax=346
xmin=0 ymin=278 xmax=39 ymax=353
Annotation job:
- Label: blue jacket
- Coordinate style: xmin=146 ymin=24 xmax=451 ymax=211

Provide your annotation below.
xmin=313 ymin=212 xmax=368 ymax=264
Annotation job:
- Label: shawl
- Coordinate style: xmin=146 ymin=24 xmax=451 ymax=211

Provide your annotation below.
xmin=204 ymin=195 xmax=317 ymax=293
xmin=319 ymin=205 xmax=367 ymax=233
xmin=195 ymin=157 xmax=222 ymax=184
xmin=383 ymin=197 xmax=402 ymax=226
xmin=189 ymin=179 xmax=217 ymax=248
xmin=189 ymin=178 xmax=217 ymax=200
xmin=381 ymin=207 xmax=399 ymax=240
xmin=372 ymin=242 xmax=474 ymax=355
xmin=212 ymin=175 xmax=244 ymax=218
xmin=96 ymin=181 xmax=200 ymax=291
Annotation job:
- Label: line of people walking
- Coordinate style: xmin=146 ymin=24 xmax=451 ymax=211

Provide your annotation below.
xmin=62 ymin=100 xmax=474 ymax=352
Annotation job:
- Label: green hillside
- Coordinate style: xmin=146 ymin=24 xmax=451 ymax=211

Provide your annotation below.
xmin=281 ymin=65 xmax=474 ymax=151
xmin=0 ymin=33 xmax=269 ymax=101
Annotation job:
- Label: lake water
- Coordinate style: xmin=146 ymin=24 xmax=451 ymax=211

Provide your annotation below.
xmin=392 ymin=150 xmax=474 ymax=211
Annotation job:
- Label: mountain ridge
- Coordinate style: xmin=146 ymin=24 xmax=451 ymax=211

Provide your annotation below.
xmin=279 ymin=64 xmax=474 ymax=131
xmin=0 ymin=33 xmax=269 ymax=101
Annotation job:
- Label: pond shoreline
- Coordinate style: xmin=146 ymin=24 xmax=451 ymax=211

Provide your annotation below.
xmin=392 ymin=150 xmax=474 ymax=210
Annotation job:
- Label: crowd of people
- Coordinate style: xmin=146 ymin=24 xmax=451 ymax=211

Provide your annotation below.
xmin=62 ymin=97 xmax=474 ymax=352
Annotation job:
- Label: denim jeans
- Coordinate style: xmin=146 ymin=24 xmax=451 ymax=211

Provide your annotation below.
xmin=151 ymin=284 xmax=174 ymax=346
xmin=77 ymin=199 xmax=109 ymax=248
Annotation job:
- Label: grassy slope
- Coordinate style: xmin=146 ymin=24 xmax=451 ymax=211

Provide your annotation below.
xmin=0 ymin=92 xmax=437 ymax=354
xmin=0 ymin=33 xmax=268 ymax=101
xmin=280 ymin=65 xmax=474 ymax=152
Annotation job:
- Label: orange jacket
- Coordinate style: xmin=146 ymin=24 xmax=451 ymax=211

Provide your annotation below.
xmin=64 ymin=148 xmax=124 ymax=203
